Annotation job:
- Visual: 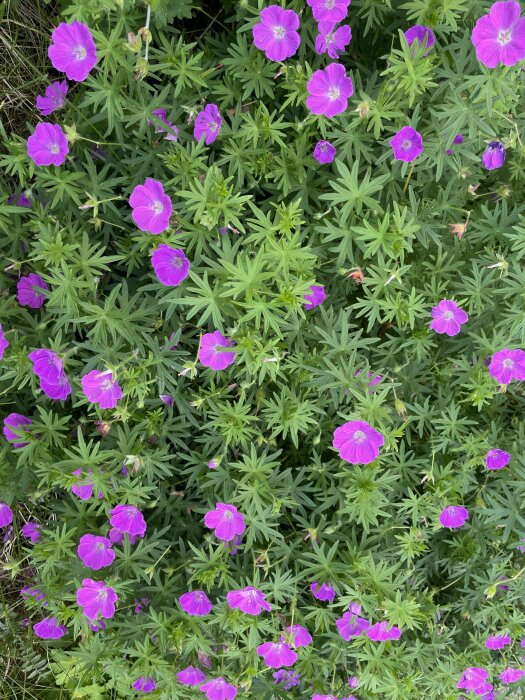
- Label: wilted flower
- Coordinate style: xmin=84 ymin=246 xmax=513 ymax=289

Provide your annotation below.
xmin=198 ymin=331 xmax=236 ymax=371
xmin=76 ymin=578 xmax=118 ymax=619
xmin=227 ymin=586 xmax=271 ymax=615
xmin=17 ymin=273 xmax=48 ymax=309
xmin=129 ymin=178 xmax=172 ymax=234
xmin=27 ymin=123 xmax=69 ymax=167
xmin=471 ymin=1 xmax=525 ymax=68
xmin=7 ymin=193 xmax=31 ymax=207
xmin=48 ymin=21 xmax=97 ymax=81
xmin=36 ymin=80 xmax=68 ymax=116
xmin=311 ymin=581 xmax=336 ymax=602
xmin=304 ymin=284 xmax=326 ymax=308
xmin=21 ymin=522 xmax=41 ymax=543
xmin=485 ymin=448 xmax=510 ymax=470
xmin=390 ymin=126 xmax=423 ymax=162
xmin=257 ymin=641 xmax=298 ymax=668
xmin=499 ymin=668 xmax=525 ymax=683
xmin=151 ymin=244 xmax=190 ymax=286
xmin=482 ymin=142 xmax=506 ymax=170
xmin=333 ymin=420 xmax=384 ymax=464
xmin=252 ymin=5 xmax=300 ymax=62
xmin=306 ymin=63 xmax=354 ymax=118
xmin=132 ymin=677 xmax=156 ymax=693
xmin=446 ymin=133 xmax=464 ymax=155
xmin=430 ymin=300 xmax=468 ymax=336
xmin=71 ymin=468 xmax=103 ymax=501
xmin=204 ymin=503 xmax=246 ymax=541
xmin=439 ymin=506 xmax=469 ymax=528
xmin=273 ymin=669 xmax=300 ymax=689
xmin=194 ymin=104 xmax=222 ymax=145
xmin=179 ymin=590 xmax=213 ymax=616
xmin=148 ymin=108 xmax=179 ymax=141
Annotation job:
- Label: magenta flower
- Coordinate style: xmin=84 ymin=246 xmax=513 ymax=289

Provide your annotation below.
xmin=36 ymin=80 xmax=68 ymax=116
xmin=0 ymin=503 xmax=13 ymax=527
xmin=313 ymin=141 xmax=337 ymax=164
xmin=81 ymin=369 xmax=122 ymax=409
xmin=149 ymin=108 xmax=179 ymax=141
xmin=40 ymin=374 xmax=72 ymax=401
xmin=48 ymin=21 xmax=97 ymax=81
xmin=303 ymin=284 xmax=326 ymax=309
xmin=306 ymin=63 xmax=354 ymax=118
xmin=429 ymin=299 xmax=468 ymax=336
xmin=28 ymin=349 xmax=64 ymax=384
xmin=390 ymin=126 xmax=423 ymax=162
xmin=366 ymin=621 xmax=402 ymax=641
xmin=17 ymin=273 xmax=48 ymax=308
xmin=439 ymin=506 xmax=469 ymax=528
xmin=404 ymin=25 xmax=435 ymax=51
xmin=310 ymin=581 xmax=336 ymax=602
xmin=312 ymin=695 xmax=338 ymax=700
xmin=252 ymin=5 xmax=301 ymax=62
xmin=21 ymin=522 xmax=41 ymax=543
xmin=26 ymin=123 xmax=69 ymax=167
xmin=472 ymin=1 xmax=525 ymax=68
xmin=482 ymin=141 xmax=506 ymax=170
xmin=348 ymin=676 xmax=359 ymax=688
xmin=485 ymin=448 xmax=511 ymax=470
xmin=307 ymin=0 xmax=350 ymax=22
xmin=281 ymin=624 xmax=312 ymax=648
xmin=333 ymin=420 xmax=384 ymax=464
xmin=194 ymin=104 xmax=222 ymax=145
xmin=315 ymin=22 xmax=352 ymax=59
xmin=336 ymin=611 xmax=370 ymax=640
xmin=109 ymin=505 xmax=147 ymax=538
xmin=129 ymin=178 xmax=172 ymax=235
xmin=485 ymin=634 xmax=512 ymax=649
xmin=179 ymin=590 xmax=213 ymax=616
xmin=489 ymin=348 xmax=525 ymax=384
xmin=132 ymin=677 xmax=157 ymax=693
xmin=71 ymin=468 xmax=102 ymax=501
xmin=199 ymin=677 xmax=238 ymax=700
xmin=76 ymin=578 xmax=118 ymax=620
xmin=3 ymin=413 xmax=32 ymax=448
xmin=151 ymin=244 xmax=190 ymax=286
xmin=273 ymin=669 xmax=300 ymax=689
xmin=198 ymin=331 xmax=236 ymax=371
xmin=446 ymin=133 xmax=464 ymax=155
xmin=0 ymin=325 xmax=8 ymax=361
xmin=257 ymin=641 xmax=298 ymax=669
xmin=500 ymin=668 xmax=525 ymax=683
xmin=205 ymin=503 xmax=246 ymax=542
xmin=33 ymin=616 xmax=67 ymax=639
xmin=77 ymin=534 xmax=115 ymax=570
xmin=457 ymin=667 xmax=490 ymax=693
xmin=177 ymin=666 xmax=206 ymax=686
xmin=226 ymin=586 xmax=271 ymax=615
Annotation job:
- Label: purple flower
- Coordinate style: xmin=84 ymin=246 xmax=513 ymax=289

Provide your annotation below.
xmin=446 ymin=133 xmax=464 ymax=155
xmin=28 ymin=349 xmax=64 ymax=384
xmin=348 ymin=676 xmax=359 ymax=688
xmin=313 ymin=141 xmax=337 ymax=164
xmin=149 ymin=108 xmax=179 ymax=141
xmin=151 ymin=244 xmax=190 ymax=286
xmin=485 ymin=448 xmax=511 ymax=470
xmin=312 ymin=695 xmax=338 ymax=700
xmin=198 ymin=331 xmax=236 ymax=371
xmin=333 ymin=420 xmax=384 ymax=464
xmin=390 ymin=126 xmax=423 ymax=162
xmin=439 ymin=506 xmax=469 ymax=529
xmin=306 ymin=63 xmax=354 ymax=118
xmin=129 ymin=178 xmax=172 ymax=235
xmin=81 ymin=369 xmax=122 ymax=409
xmin=48 ymin=21 xmax=97 ymax=81
xmin=36 ymin=80 xmax=68 ymax=116
xmin=489 ymin=348 xmax=525 ymax=384
xmin=354 ymin=369 xmax=382 ymax=390
xmin=71 ymin=468 xmax=102 ymax=501
xmin=40 ymin=374 xmax=72 ymax=401
xmin=303 ymin=284 xmax=326 ymax=309
xmin=177 ymin=666 xmax=206 ymax=686
xmin=21 ymin=522 xmax=41 ymax=543
xmin=430 ymin=299 xmax=468 ymax=336
xmin=366 ymin=621 xmax=402 ymax=641
xmin=0 ymin=326 xmax=8 ymax=361
xmin=109 ymin=504 xmax=147 ymax=538
xmin=482 ymin=141 xmax=506 ymax=170
xmin=77 ymin=534 xmax=115 ymax=570
xmin=457 ymin=667 xmax=490 ymax=693
xmin=252 ymin=5 xmax=301 ymax=62
xmin=404 ymin=25 xmax=435 ymax=51
xmin=33 ymin=616 xmax=67 ymax=639
xmin=179 ymin=590 xmax=213 ymax=616
xmin=307 ymin=0 xmax=350 ymax=22
xmin=336 ymin=611 xmax=370 ymax=639
xmin=132 ymin=677 xmax=157 ymax=693
xmin=226 ymin=586 xmax=271 ymax=615
xmin=485 ymin=634 xmax=512 ymax=649
xmin=257 ymin=641 xmax=298 ymax=669
xmin=472 ymin=1 xmax=525 ymax=68
xmin=89 ymin=620 xmax=106 ymax=632
xmin=7 ymin=193 xmax=32 ymax=207
xmin=17 ymin=273 xmax=48 ymax=308
xmin=194 ymin=104 xmax=222 ymax=145
xmin=27 ymin=123 xmax=69 ymax=167
xmin=21 ymin=586 xmax=47 ymax=605
xmin=273 ymin=669 xmax=300 ymax=690
xmin=499 ymin=668 xmax=525 ymax=683
xmin=76 ymin=578 xmax=118 ymax=620
xmin=3 ymin=413 xmax=32 ymax=448
xmin=134 ymin=597 xmax=149 ymax=614
xmin=281 ymin=624 xmax=312 ymax=648
xmin=0 ymin=503 xmax=13 ymax=527
xmin=207 ymin=459 xmax=219 ymax=469
xmin=315 ymin=22 xmax=352 ymax=59
xmin=160 ymin=394 xmax=174 ymax=406
xmin=199 ymin=677 xmax=238 ymax=700
xmin=310 ymin=581 xmax=336 ymax=602
xmin=204 ymin=503 xmax=246 ymax=542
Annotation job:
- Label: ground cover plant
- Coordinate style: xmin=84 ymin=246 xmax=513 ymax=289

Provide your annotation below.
xmin=1 ymin=0 xmax=525 ymax=698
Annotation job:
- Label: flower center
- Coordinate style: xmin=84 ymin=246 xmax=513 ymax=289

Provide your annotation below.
xmin=497 ymin=28 xmax=512 ymax=45
xmin=443 ymin=311 xmax=454 ymax=320
xmin=503 ymin=359 xmax=514 ymax=368
xmin=325 ymin=31 xmax=335 ymax=45
xmin=273 ymin=25 xmax=286 ymax=39
xmin=326 ymin=0 xmax=335 ymax=7
xmin=73 ymin=44 xmax=87 ymax=60
xmin=353 ymin=430 xmax=366 ymax=443
xmin=207 ymin=121 xmax=218 ymax=132
xmin=223 ymin=509 xmax=233 ymax=519
xmin=101 ymin=379 xmax=114 ymax=391
xmin=402 ymin=139 xmax=412 ymax=150
xmin=172 ymin=255 xmax=183 ymax=268
xmin=151 ymin=200 xmax=163 ymax=214
xmin=327 ymin=86 xmax=340 ymax=101
xmin=48 ymin=143 xmax=60 ymax=154
xmin=96 ymin=542 xmax=106 ymax=551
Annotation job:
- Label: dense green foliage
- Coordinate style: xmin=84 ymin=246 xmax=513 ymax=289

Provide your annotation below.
xmin=1 ymin=0 xmax=525 ymax=698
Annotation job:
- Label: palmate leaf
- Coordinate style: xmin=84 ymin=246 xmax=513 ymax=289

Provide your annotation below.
xmin=320 ymin=160 xmax=390 ymax=222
